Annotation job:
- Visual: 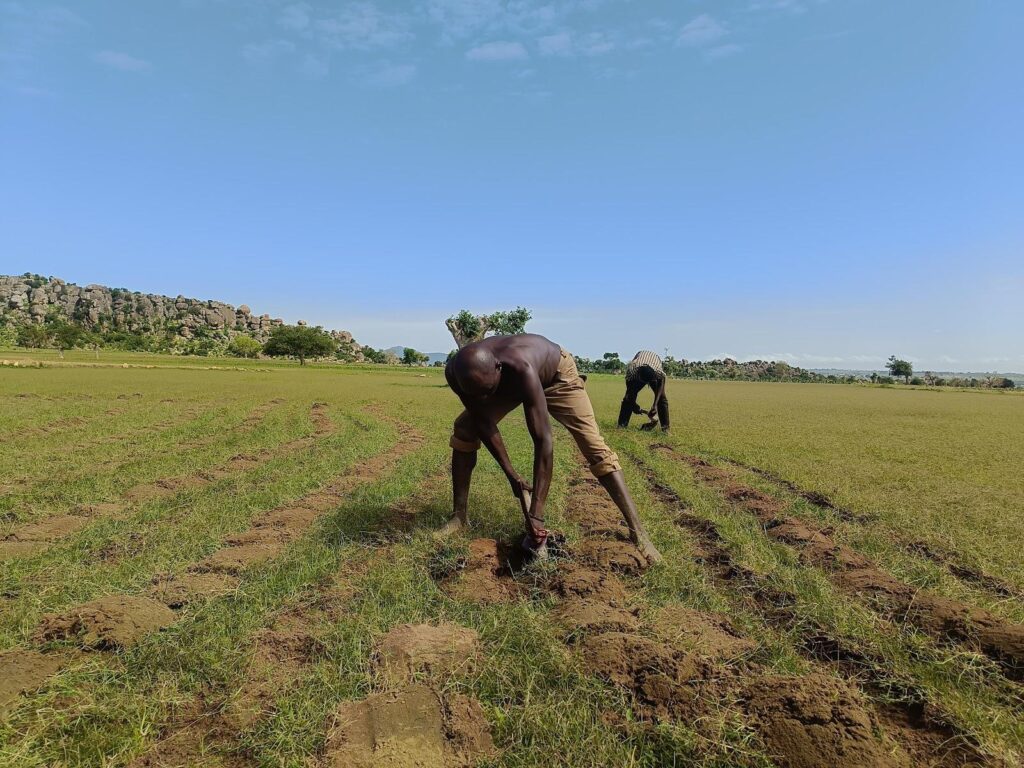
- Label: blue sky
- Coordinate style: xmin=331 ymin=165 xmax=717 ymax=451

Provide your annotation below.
xmin=2 ymin=1 xmax=1022 ymax=370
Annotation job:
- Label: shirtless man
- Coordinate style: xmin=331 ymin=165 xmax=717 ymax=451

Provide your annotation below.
xmin=441 ymin=333 xmax=662 ymax=563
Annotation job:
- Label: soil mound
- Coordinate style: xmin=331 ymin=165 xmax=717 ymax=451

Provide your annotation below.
xmin=742 ymin=673 xmax=903 ymax=768
xmin=555 ymin=599 xmax=640 ymax=636
xmin=581 ymin=632 xmax=708 ymax=718
xmin=1 ymin=515 xmax=91 ymax=557
xmin=5 ymin=515 xmax=89 ymax=542
xmin=0 ymin=649 xmax=64 ymax=712
xmin=651 ymin=603 xmax=757 ymax=661
xmin=549 ymin=564 xmax=628 ymax=605
xmin=150 ymin=572 xmax=239 ymax=608
xmin=446 ymin=538 xmax=524 ymax=605
xmin=577 ymin=538 xmax=647 ymax=574
xmin=321 ymin=685 xmax=494 ymax=768
xmin=36 ymin=595 xmax=176 ymax=649
xmin=377 ymin=623 xmax=480 ymax=682
xmin=196 ymin=540 xmax=284 ymax=574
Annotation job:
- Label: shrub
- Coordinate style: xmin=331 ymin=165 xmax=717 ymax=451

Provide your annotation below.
xmin=227 ymin=334 xmax=262 ymax=358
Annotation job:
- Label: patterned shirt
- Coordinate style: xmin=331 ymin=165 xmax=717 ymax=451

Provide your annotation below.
xmin=625 ymin=350 xmax=664 ymax=383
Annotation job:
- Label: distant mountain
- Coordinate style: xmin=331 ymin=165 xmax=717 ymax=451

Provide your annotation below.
xmin=386 ymin=346 xmax=449 ymax=365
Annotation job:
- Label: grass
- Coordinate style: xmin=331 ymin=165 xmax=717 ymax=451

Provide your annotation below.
xmin=1 ymin=351 xmax=1022 ymax=766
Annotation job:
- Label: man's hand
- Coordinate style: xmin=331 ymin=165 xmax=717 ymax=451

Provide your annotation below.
xmin=509 ymin=473 xmax=534 ymax=500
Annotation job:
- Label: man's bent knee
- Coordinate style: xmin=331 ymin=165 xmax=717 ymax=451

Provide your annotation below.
xmin=588 ymin=452 xmax=621 ymax=478
xmin=449 ymin=434 xmax=481 ymax=453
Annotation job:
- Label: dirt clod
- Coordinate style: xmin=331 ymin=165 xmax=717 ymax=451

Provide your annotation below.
xmin=321 ymin=685 xmax=494 ymax=768
xmin=36 ymin=595 xmax=176 ymax=649
xmin=377 ymin=623 xmax=480 ymax=682
xmin=577 ymin=538 xmax=647 ymax=574
xmin=556 ymin=599 xmax=640 ymax=636
xmin=446 ymin=538 xmax=524 ymax=605
xmin=743 ymin=673 xmax=904 ymax=768
xmin=549 ymin=563 xmax=628 ymax=605
xmin=651 ymin=603 xmax=757 ymax=661
xmin=196 ymin=540 xmax=285 ymax=574
xmin=581 ymin=632 xmax=710 ymax=719
xmin=150 ymin=572 xmax=239 ymax=608
xmin=0 ymin=649 xmax=64 ymax=712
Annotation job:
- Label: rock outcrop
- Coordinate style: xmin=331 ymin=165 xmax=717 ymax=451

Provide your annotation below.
xmin=0 ymin=274 xmax=363 ymax=359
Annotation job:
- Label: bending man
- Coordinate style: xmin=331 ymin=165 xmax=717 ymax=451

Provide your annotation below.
xmin=618 ymin=350 xmax=669 ymax=431
xmin=442 ymin=333 xmax=662 ymax=563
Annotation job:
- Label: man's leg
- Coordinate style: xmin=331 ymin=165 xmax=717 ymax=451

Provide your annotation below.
xmin=438 ymin=411 xmax=481 ymax=536
xmin=597 ymin=470 xmax=661 ymax=563
xmin=617 ymin=381 xmax=643 ymax=427
xmin=438 ymin=449 xmax=476 ymax=536
xmin=545 ymin=358 xmax=663 ymax=563
xmin=656 ymin=382 xmax=670 ymax=431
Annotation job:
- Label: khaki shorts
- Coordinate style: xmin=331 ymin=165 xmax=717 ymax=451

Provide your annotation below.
xmin=450 ymin=348 xmax=621 ymax=477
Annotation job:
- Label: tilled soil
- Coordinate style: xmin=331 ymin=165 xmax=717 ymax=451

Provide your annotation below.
xmin=0 ymin=400 xmax=327 ymax=560
xmin=442 ymin=538 xmax=527 ymax=605
xmin=660 ymin=446 xmax=1024 ymax=680
xmin=640 ymin=449 xmax=999 ymax=766
xmin=542 ymin=465 xmax=996 ymax=768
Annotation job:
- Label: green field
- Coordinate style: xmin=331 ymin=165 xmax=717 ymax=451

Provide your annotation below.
xmin=1 ymin=350 xmax=1022 ymax=767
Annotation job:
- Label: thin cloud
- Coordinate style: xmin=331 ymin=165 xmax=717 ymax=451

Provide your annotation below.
xmin=705 ymin=43 xmax=742 ymax=60
xmin=538 ymin=32 xmax=572 ymax=57
xmin=278 ymin=3 xmax=311 ymax=32
xmin=242 ymin=39 xmax=295 ymax=61
xmin=315 ymin=4 xmax=414 ymax=50
xmin=677 ymin=14 xmax=727 ymax=47
xmin=537 ymin=30 xmax=616 ymax=58
xmin=364 ymin=63 xmax=417 ymax=87
xmin=298 ymin=53 xmax=329 ymax=78
xmin=465 ymin=40 xmax=528 ymax=62
xmin=93 ymin=50 xmax=151 ymax=72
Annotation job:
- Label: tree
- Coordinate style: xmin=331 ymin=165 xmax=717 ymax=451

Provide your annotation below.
xmin=402 ymin=347 xmax=429 ymax=366
xmin=886 ymin=355 xmax=913 ymax=384
xmin=227 ymin=334 xmax=262 ymax=358
xmin=600 ymin=352 xmax=624 ymax=373
xmin=262 ymin=325 xmax=336 ymax=365
xmin=445 ymin=307 xmax=532 ymax=348
xmin=51 ymin=321 xmax=86 ymax=358
xmin=16 ymin=324 xmax=51 ymax=349
xmin=361 ymin=346 xmax=387 ymax=364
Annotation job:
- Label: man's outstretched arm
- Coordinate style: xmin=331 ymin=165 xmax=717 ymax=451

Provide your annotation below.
xmin=520 ymin=370 xmax=553 ymax=525
xmin=468 ymin=407 xmax=531 ymax=496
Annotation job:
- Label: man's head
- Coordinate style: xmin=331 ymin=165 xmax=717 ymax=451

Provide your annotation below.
xmin=451 ymin=344 xmax=501 ymax=398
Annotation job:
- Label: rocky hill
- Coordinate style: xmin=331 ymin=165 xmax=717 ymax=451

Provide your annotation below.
xmin=0 ymin=273 xmax=362 ymax=359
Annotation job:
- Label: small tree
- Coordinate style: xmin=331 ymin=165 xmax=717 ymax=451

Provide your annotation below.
xmin=262 ymin=325 xmax=335 ymax=365
xmin=886 ymin=355 xmax=913 ymax=384
xmin=227 ymin=334 xmax=262 ymax=359
xmin=361 ymin=346 xmax=387 ymax=364
xmin=445 ymin=307 xmax=532 ymax=349
xmin=51 ymin=321 xmax=86 ymax=358
xmin=402 ymin=347 xmax=429 ymax=366
xmin=16 ymin=324 xmax=51 ymax=349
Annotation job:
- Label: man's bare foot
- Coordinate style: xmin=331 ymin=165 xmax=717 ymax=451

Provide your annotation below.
xmin=435 ymin=516 xmax=467 ymax=539
xmin=637 ymin=538 xmax=663 ymax=565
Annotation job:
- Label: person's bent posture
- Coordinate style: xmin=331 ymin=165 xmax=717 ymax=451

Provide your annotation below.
xmin=618 ymin=350 xmax=670 ymax=431
xmin=442 ymin=334 xmax=662 ymax=563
